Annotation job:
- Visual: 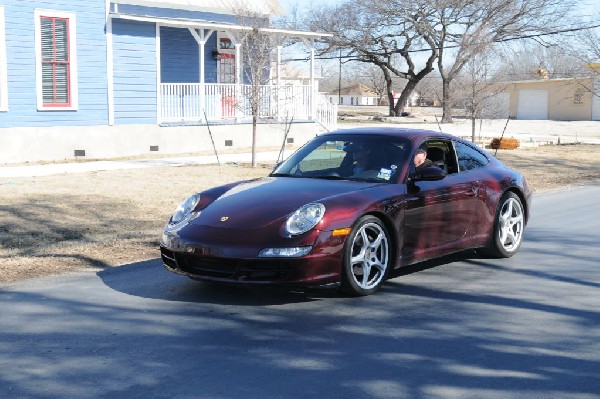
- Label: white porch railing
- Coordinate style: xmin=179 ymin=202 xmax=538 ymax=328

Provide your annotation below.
xmin=159 ymin=83 xmax=337 ymax=131
xmin=315 ymin=91 xmax=338 ymax=132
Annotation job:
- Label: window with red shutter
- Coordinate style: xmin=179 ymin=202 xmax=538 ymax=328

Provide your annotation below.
xmin=40 ymin=16 xmax=71 ymax=106
xmin=35 ymin=10 xmax=77 ymax=111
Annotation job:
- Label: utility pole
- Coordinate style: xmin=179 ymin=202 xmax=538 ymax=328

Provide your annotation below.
xmin=338 ymin=48 xmax=342 ymax=105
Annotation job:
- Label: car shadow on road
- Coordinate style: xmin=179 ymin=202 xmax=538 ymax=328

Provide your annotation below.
xmin=388 ymin=249 xmax=481 ymax=279
xmin=96 ymin=258 xmax=325 ymax=306
xmin=97 ymin=250 xmax=483 ymax=306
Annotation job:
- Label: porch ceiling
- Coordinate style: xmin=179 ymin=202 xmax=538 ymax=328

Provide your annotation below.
xmin=109 ymin=13 xmax=331 ymax=41
xmin=111 ymin=0 xmax=285 ymax=16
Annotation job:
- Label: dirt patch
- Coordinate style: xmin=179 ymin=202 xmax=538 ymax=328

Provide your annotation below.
xmin=493 ymin=144 xmax=599 ymax=192
xmin=1 ymin=145 xmax=598 ymax=284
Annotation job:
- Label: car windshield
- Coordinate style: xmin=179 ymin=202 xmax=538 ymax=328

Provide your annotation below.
xmin=271 ymin=134 xmax=410 ymax=183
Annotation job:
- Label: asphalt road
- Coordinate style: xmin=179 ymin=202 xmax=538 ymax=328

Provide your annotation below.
xmin=1 ymin=185 xmax=599 ymax=399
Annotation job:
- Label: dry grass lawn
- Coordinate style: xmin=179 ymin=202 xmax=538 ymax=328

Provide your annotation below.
xmin=1 ymin=144 xmax=598 ymax=284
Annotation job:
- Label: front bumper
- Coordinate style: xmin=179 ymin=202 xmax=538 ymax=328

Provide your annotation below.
xmin=160 ymin=226 xmax=347 ymax=288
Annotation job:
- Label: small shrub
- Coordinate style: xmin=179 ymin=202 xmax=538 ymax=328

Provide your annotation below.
xmin=490 ymin=137 xmax=520 ymax=150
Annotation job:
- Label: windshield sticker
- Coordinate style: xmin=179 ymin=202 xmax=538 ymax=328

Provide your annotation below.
xmin=377 ymin=168 xmax=392 ymax=180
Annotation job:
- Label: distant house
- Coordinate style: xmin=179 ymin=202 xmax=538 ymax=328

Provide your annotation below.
xmin=272 ymin=63 xmax=322 ymax=92
xmin=408 ymin=92 xmax=440 ymax=107
xmin=0 ymin=0 xmax=335 ymax=164
xmin=328 ymin=83 xmax=379 ymax=106
xmin=504 ymin=64 xmax=600 ymax=121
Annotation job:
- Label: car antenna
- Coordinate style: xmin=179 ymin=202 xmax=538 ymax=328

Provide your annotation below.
xmin=494 ymin=117 xmax=511 ymax=158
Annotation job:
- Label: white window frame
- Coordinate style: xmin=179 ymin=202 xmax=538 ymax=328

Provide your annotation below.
xmin=34 ymin=9 xmax=78 ymax=111
xmin=0 ymin=7 xmax=8 ymax=112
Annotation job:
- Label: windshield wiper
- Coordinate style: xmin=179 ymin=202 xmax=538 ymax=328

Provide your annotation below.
xmin=347 ymin=177 xmax=386 ymax=183
xmin=270 ymin=173 xmax=301 ymax=178
xmin=311 ymin=175 xmax=347 ymax=180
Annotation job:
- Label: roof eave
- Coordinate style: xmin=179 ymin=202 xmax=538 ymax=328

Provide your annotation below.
xmin=109 ymin=12 xmax=331 ymax=39
xmin=111 ymin=0 xmax=286 ymax=16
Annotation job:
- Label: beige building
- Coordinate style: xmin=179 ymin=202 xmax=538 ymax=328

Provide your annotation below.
xmin=505 ymin=63 xmax=600 ymax=121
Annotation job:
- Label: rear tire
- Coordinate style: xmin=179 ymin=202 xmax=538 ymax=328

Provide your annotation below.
xmin=340 ymin=216 xmax=391 ymax=296
xmin=484 ymin=192 xmax=525 ymax=258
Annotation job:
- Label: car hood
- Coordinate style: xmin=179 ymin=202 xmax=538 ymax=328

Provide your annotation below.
xmin=189 ymin=177 xmax=381 ymax=230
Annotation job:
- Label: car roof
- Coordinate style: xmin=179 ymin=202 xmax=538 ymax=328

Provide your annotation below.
xmin=320 ymin=127 xmax=456 ymax=141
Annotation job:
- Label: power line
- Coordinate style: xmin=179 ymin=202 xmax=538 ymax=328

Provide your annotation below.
xmin=286 ymin=23 xmax=600 ymax=62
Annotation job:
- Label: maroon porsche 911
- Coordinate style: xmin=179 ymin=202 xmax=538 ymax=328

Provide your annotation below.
xmin=160 ymin=127 xmax=532 ymax=296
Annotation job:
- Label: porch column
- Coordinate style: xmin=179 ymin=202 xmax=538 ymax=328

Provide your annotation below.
xmin=304 ymin=39 xmax=317 ymax=120
xmin=189 ymin=28 xmax=214 ymax=122
xmin=276 ymin=45 xmax=282 ymax=121
xmin=309 ymin=40 xmax=316 ymax=120
xmin=300 ymin=38 xmax=317 ymax=121
xmin=236 ymin=42 xmax=242 ymax=122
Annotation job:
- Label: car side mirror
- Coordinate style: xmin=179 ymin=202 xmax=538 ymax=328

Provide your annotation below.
xmin=412 ymin=166 xmax=446 ymax=182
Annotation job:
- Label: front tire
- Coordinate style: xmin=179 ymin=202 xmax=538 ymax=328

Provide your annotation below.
xmin=485 ymin=192 xmax=525 ymax=258
xmin=341 ymin=216 xmax=391 ymax=296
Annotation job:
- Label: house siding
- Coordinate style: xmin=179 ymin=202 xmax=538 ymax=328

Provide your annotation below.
xmin=160 ymin=27 xmax=218 ymax=84
xmin=335 ymin=95 xmax=377 ymax=106
xmin=112 ymin=19 xmax=157 ymax=124
xmin=1 ymin=0 xmax=108 ymax=127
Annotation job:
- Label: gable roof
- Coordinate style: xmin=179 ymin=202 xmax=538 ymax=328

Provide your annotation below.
xmin=330 ymin=83 xmax=378 ymax=97
xmin=113 ymin=0 xmax=285 ymax=16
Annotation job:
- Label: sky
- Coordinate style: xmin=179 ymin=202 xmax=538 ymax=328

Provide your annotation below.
xmin=277 ymin=0 xmax=598 ymax=17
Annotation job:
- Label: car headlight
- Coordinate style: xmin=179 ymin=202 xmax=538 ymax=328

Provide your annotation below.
xmin=169 ymin=193 xmax=200 ymax=226
xmin=285 ymin=203 xmax=325 ymax=236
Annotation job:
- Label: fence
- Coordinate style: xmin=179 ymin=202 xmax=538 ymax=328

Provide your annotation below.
xmin=159 ymin=83 xmax=337 ymax=131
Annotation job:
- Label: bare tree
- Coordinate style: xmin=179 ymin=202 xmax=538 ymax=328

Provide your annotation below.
xmin=394 ymin=0 xmax=577 ymax=123
xmin=414 ymin=75 xmax=443 ymax=107
xmin=577 ymin=7 xmax=600 ymax=61
xmin=306 ymin=0 xmax=438 ymax=116
xmin=581 ymin=30 xmax=600 ymax=61
xmin=233 ymin=9 xmax=281 ymax=167
xmin=455 ymin=54 xmax=509 ymax=141
xmin=363 ymin=64 xmax=388 ymax=105
xmin=577 ymin=11 xmax=600 ymax=100
xmin=495 ymin=43 xmax=588 ymax=81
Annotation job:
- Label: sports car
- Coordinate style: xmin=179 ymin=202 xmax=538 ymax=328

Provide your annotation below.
xmin=160 ymin=127 xmax=532 ymax=296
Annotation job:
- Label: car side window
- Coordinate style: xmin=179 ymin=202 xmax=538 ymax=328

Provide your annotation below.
xmin=420 ymin=140 xmax=459 ymax=174
xmin=454 ymin=141 xmax=489 ymax=172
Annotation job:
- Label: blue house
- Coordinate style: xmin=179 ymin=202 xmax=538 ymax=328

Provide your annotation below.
xmin=0 ymin=0 xmax=335 ymax=164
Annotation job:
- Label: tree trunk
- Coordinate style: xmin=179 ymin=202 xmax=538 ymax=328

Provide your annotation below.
xmin=385 ymin=77 xmax=396 ymax=117
xmin=394 ymin=79 xmax=418 ymax=116
xmin=252 ymin=114 xmax=258 ymax=168
xmin=441 ymin=79 xmax=454 ymax=123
